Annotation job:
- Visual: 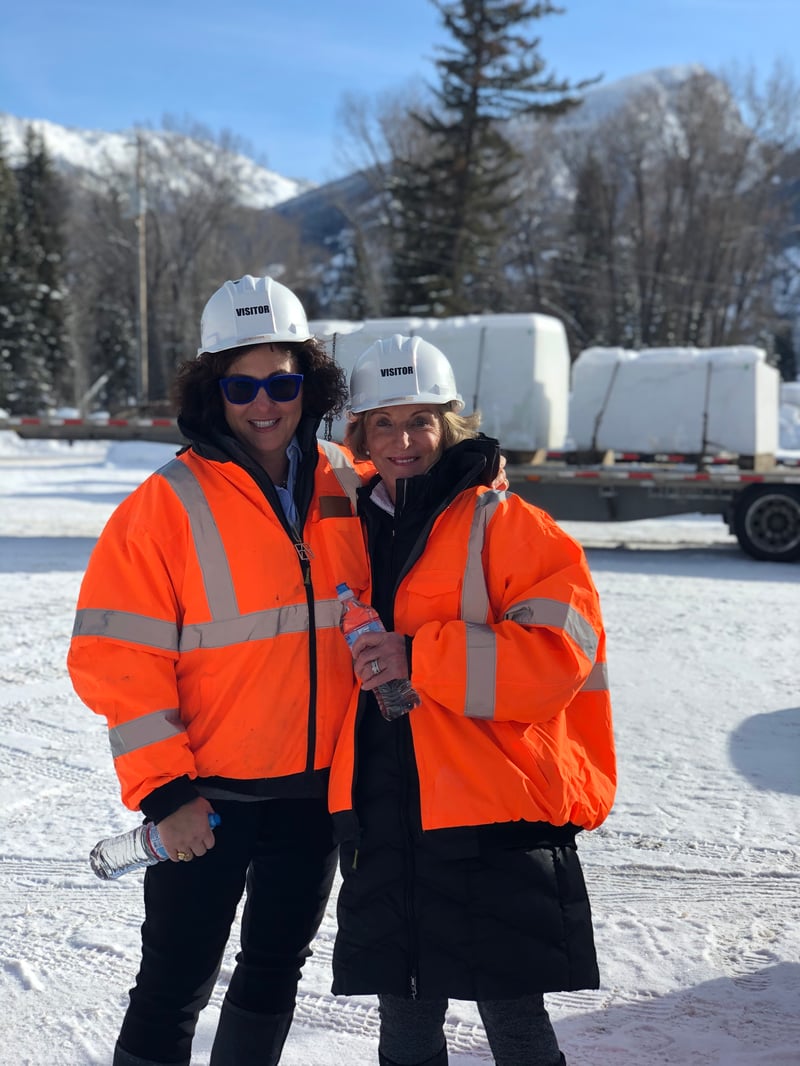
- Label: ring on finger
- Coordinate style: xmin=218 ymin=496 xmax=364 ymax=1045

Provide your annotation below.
xmin=176 ymin=851 xmax=191 ymax=862
xmin=370 ymin=659 xmax=381 ymax=676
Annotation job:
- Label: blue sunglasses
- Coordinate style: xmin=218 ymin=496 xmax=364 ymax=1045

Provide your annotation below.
xmin=220 ymin=373 xmax=303 ymax=405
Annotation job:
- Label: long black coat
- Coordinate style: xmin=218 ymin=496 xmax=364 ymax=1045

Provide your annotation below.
xmin=332 ymin=439 xmax=600 ymax=1001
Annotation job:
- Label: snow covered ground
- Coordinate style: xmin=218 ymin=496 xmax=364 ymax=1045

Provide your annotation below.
xmin=1 ymin=434 xmax=798 ymax=1065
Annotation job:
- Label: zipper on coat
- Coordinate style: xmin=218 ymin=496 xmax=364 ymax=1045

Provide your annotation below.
xmin=300 ymin=550 xmax=318 ymax=774
xmin=390 ymin=465 xmax=477 ymax=597
xmin=228 ymin=447 xmax=321 ymax=778
xmin=284 ymin=452 xmax=318 ymax=776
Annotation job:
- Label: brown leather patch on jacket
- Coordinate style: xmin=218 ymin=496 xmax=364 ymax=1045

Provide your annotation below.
xmin=319 ymin=496 xmax=354 ymax=518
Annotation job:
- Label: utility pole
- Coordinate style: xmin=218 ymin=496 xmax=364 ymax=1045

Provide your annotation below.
xmin=135 ymin=133 xmax=149 ymax=406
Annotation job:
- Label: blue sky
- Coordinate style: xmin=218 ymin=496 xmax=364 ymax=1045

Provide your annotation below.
xmin=2 ymin=0 xmax=797 ymax=185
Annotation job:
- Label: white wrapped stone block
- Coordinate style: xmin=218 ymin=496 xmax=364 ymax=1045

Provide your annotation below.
xmin=570 ymin=346 xmax=779 ymax=456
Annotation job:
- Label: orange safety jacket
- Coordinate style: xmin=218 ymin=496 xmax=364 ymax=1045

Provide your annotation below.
xmin=329 ymin=486 xmax=616 ymax=835
xmin=68 ymin=439 xmax=369 ymax=814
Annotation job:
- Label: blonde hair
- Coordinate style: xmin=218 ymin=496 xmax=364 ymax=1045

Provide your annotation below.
xmin=345 ymin=402 xmax=482 ymax=461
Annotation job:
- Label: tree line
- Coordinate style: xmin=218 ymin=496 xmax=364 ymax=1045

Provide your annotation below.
xmin=1 ymin=0 xmax=798 ymax=416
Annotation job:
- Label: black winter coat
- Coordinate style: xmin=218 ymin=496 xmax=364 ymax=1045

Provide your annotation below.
xmin=331 ymin=438 xmax=600 ymax=1001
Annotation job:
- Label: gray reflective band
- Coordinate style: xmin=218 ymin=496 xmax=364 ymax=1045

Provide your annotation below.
xmin=179 ymin=597 xmax=343 ymax=651
xmin=109 ymin=707 xmax=184 ymax=758
xmin=158 ymin=459 xmax=239 ymax=618
xmin=459 ymin=491 xmax=503 ymax=718
xmin=504 ymin=598 xmax=599 ymax=664
xmin=463 ymin=622 xmax=497 ymax=718
xmin=318 ymin=439 xmax=361 ymax=509
xmin=462 ymin=492 xmax=503 ymax=623
xmin=72 ymin=608 xmax=179 ymax=651
xmin=457 ymin=493 xmax=601 ymax=719
xmin=582 ymin=661 xmax=609 ymax=691
xmin=76 ymin=600 xmax=344 ymax=655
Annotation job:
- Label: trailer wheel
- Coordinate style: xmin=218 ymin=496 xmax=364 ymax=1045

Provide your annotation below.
xmin=733 ymin=485 xmax=800 ymax=562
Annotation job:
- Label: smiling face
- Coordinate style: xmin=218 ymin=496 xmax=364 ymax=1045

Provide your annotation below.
xmin=221 ymin=344 xmax=302 ymax=479
xmin=363 ymin=403 xmax=444 ymax=502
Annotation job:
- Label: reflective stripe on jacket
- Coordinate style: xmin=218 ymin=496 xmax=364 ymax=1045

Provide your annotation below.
xmin=329 ymin=487 xmax=616 ymax=833
xmin=69 ymin=440 xmax=369 ymax=811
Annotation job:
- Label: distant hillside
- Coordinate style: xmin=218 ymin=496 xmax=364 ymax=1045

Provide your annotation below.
xmin=274 ymin=170 xmax=377 ymax=245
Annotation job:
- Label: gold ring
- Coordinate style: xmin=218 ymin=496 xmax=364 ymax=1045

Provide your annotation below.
xmin=176 ymin=851 xmax=190 ymax=862
xmin=370 ymin=659 xmax=381 ymax=676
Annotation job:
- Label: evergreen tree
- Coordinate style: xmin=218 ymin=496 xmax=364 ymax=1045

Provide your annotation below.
xmin=774 ymin=325 xmax=798 ymax=382
xmin=0 ymin=137 xmax=38 ymax=413
xmin=0 ymin=145 xmax=17 ymax=408
xmin=67 ymin=179 xmax=139 ymax=414
xmin=387 ymin=0 xmax=592 ymax=316
xmin=15 ymin=127 xmax=71 ymax=408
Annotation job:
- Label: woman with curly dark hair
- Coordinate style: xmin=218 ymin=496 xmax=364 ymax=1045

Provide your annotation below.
xmin=69 ymin=275 xmax=371 ymax=1066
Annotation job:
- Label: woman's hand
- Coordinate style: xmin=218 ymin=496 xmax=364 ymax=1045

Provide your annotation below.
xmin=492 ymin=452 xmax=509 ymax=491
xmin=156 ymin=797 xmax=217 ymax=863
xmin=351 ymin=631 xmax=410 ymax=691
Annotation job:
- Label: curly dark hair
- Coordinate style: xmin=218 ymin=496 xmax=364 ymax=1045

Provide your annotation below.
xmin=172 ymin=340 xmax=349 ymax=435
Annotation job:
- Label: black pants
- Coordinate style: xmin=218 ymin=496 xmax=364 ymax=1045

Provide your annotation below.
xmin=379 ymin=993 xmax=562 ymax=1066
xmin=117 ymin=797 xmax=337 ymax=1064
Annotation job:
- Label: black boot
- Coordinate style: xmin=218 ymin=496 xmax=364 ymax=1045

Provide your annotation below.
xmin=378 ymin=1045 xmax=448 ymax=1066
xmin=209 ymin=1000 xmax=293 ymax=1066
xmin=112 ymin=1046 xmax=185 ymax=1066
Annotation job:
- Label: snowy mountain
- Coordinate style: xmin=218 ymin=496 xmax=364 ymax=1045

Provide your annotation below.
xmin=0 ymin=66 xmax=712 ymax=217
xmin=0 ymin=111 xmax=311 ymax=209
xmin=557 ymin=63 xmax=710 ymax=130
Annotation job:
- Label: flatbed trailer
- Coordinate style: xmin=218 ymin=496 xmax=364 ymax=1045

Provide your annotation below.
xmin=506 ymin=451 xmax=800 ymax=563
xmin=0 ymin=414 xmax=185 ymax=445
xmin=3 ymin=417 xmax=799 ymax=562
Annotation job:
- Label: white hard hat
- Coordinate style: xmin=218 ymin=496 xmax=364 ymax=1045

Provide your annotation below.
xmin=348 ymin=334 xmax=464 ymax=414
xmin=198 ymin=274 xmax=311 ymax=355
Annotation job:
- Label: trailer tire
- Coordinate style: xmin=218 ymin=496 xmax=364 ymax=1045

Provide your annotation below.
xmin=732 ymin=485 xmax=800 ymax=562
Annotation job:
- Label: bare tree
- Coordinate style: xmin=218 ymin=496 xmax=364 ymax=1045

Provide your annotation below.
xmin=67 ymin=118 xmax=310 ymax=410
xmin=536 ymin=65 xmax=800 ymax=357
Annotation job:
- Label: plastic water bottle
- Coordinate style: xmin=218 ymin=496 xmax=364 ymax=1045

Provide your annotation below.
xmin=89 ymin=813 xmax=221 ymax=880
xmin=336 ymin=582 xmax=421 ymax=721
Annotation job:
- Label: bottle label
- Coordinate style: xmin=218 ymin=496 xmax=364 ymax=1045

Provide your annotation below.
xmin=343 ymin=618 xmax=384 ymax=646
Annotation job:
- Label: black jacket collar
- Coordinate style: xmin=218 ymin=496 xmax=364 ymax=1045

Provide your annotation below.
xmin=176 ymin=411 xmax=322 ymax=531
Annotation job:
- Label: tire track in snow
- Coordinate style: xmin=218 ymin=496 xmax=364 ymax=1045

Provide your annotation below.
xmin=587 ymin=828 xmax=800 ymax=871
xmin=0 ymin=743 xmax=96 ymax=787
xmin=587 ymin=862 xmax=799 ymax=903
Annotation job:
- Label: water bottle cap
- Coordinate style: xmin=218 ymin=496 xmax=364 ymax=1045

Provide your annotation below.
xmin=336 ymin=583 xmax=353 ymax=599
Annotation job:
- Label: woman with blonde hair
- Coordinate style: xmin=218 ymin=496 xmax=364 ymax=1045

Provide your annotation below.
xmin=329 ymin=334 xmax=616 ymax=1066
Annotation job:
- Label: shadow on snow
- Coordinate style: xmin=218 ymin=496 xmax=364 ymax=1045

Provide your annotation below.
xmin=729 ymin=707 xmax=800 ymax=796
